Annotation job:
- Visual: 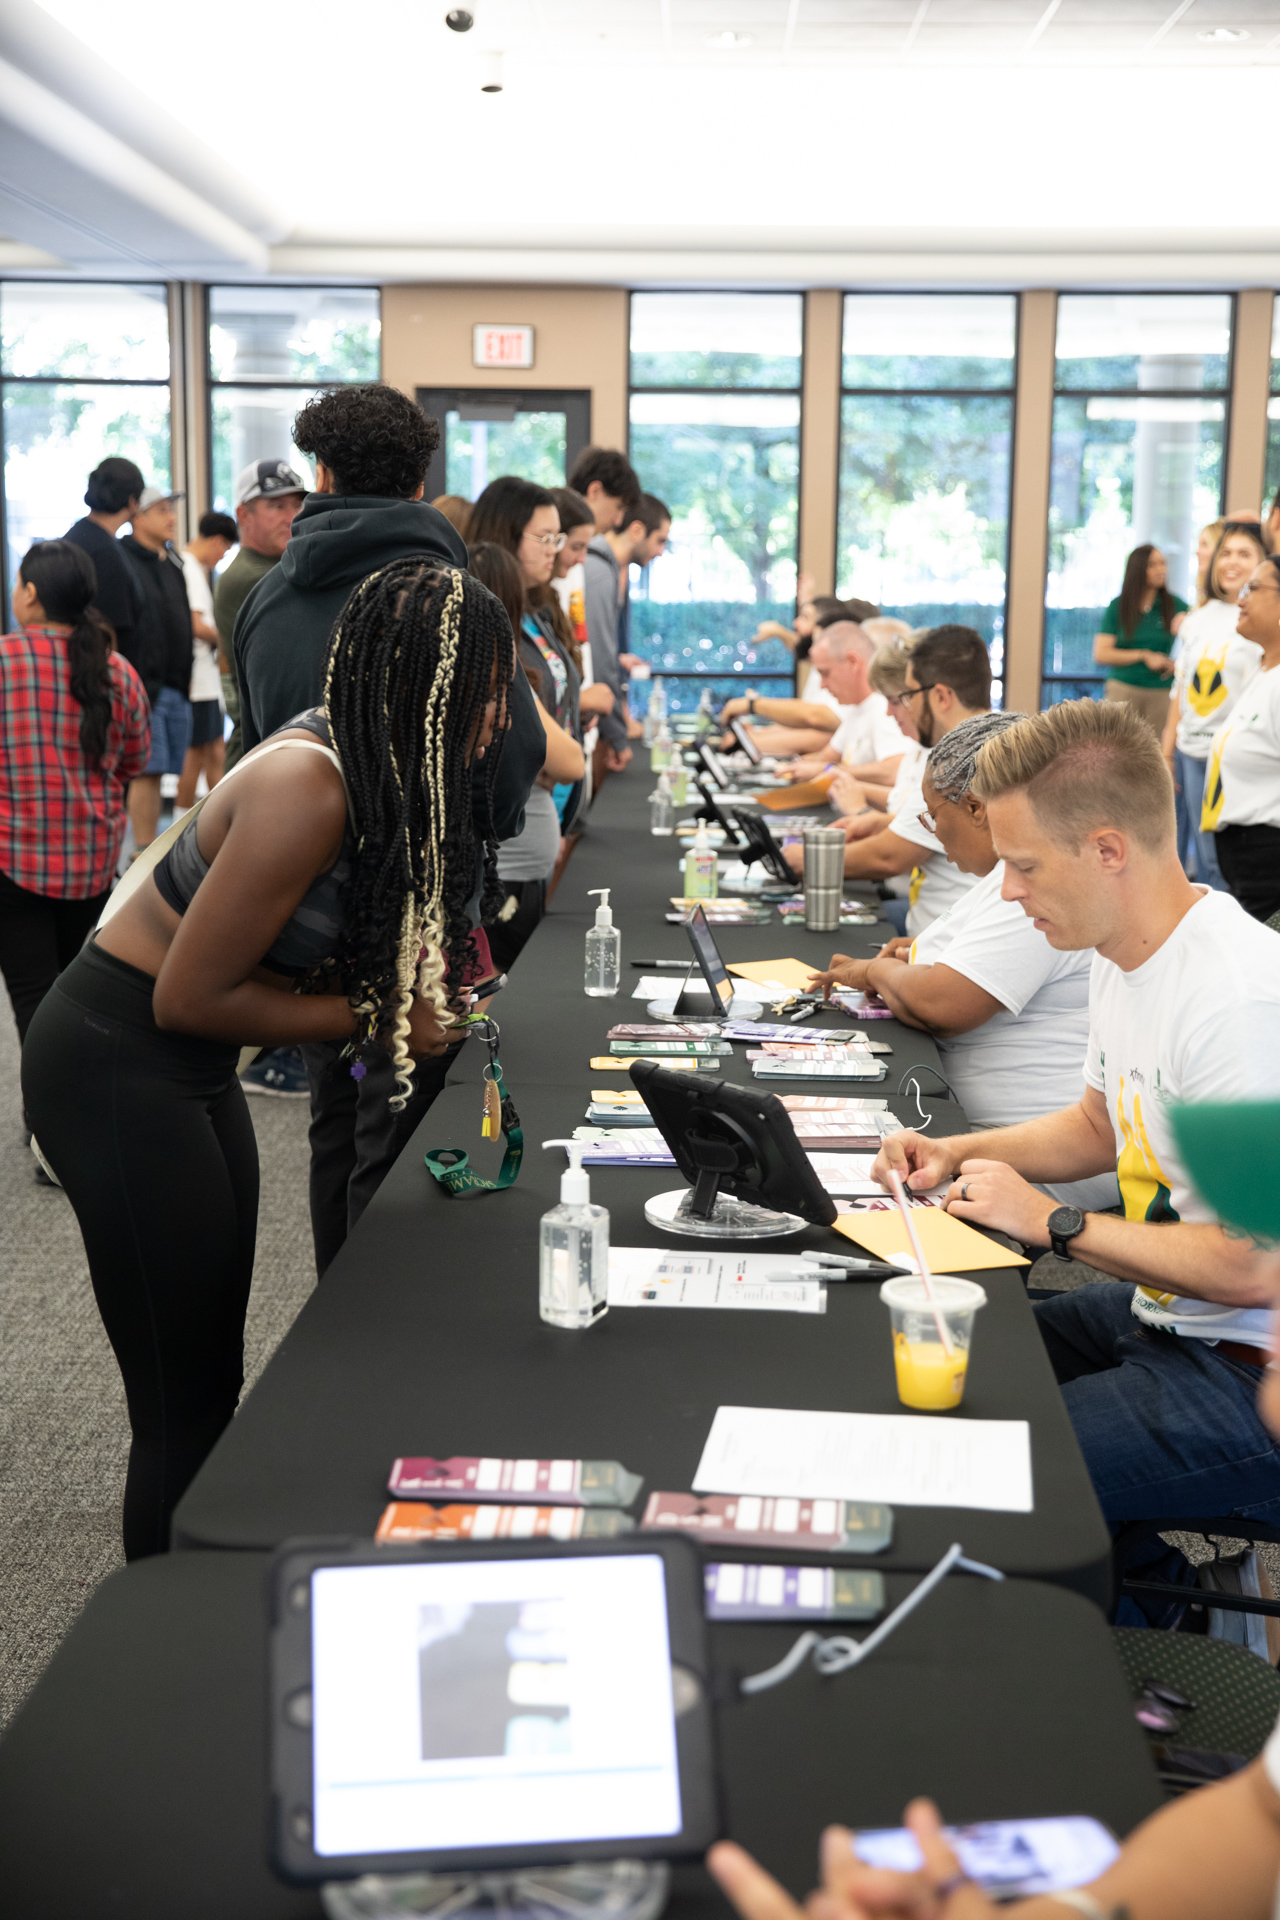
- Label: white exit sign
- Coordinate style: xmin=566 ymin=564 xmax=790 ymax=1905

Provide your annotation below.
xmin=473 ymin=324 xmax=535 ymax=369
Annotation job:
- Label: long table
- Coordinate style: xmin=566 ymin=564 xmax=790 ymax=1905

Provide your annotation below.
xmin=172 ymin=771 xmax=1113 ymax=1600
xmin=0 ymin=1551 xmax=1161 ymax=1920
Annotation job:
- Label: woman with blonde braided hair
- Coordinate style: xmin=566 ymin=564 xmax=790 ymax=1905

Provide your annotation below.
xmin=23 ymin=559 xmax=515 ymax=1563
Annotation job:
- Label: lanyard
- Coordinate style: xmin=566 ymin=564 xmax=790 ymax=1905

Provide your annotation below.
xmin=423 ymin=1012 xmax=523 ymax=1195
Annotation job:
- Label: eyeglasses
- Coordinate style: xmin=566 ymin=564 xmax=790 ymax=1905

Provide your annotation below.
xmin=889 ymin=682 xmax=935 ymax=709
xmin=1238 ymin=580 xmax=1280 ymax=601
xmin=522 ymin=531 xmax=567 ymax=552
xmin=918 ymin=807 xmax=937 ymax=834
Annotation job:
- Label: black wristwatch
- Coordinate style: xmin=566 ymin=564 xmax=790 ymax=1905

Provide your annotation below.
xmin=747 ymin=694 xmax=756 ymax=714
xmin=1046 ymin=1204 xmax=1087 ymax=1261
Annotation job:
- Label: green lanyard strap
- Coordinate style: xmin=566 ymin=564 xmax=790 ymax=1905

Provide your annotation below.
xmin=423 ymin=1013 xmax=523 ymax=1196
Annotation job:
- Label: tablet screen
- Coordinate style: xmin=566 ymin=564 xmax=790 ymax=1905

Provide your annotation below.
xmin=685 ymin=905 xmax=734 ymax=1008
xmin=698 ymin=743 xmax=730 ymax=788
xmin=309 ymin=1552 xmax=682 ymax=1860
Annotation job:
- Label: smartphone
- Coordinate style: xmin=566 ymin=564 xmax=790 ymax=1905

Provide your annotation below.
xmin=852 ymin=1817 xmax=1119 ymax=1901
xmin=728 ymin=717 xmax=762 ymax=765
xmin=469 ymin=974 xmax=507 ymax=1005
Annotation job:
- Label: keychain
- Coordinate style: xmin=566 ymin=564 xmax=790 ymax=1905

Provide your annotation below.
xmin=424 ymin=1011 xmax=523 ymax=1196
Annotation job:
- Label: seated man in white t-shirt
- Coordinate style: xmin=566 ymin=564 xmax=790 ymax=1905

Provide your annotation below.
xmin=782 ymin=624 xmax=992 ymax=937
xmin=809 ymin=711 xmax=1118 ymax=1211
xmin=873 ymin=698 xmax=1280 ymax=1610
xmin=782 ymin=622 xmax=907 ymax=778
xmin=717 ymin=600 xmax=884 ymax=759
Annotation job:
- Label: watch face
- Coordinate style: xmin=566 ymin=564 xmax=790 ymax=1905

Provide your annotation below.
xmin=1047 ymin=1205 xmax=1085 ymax=1240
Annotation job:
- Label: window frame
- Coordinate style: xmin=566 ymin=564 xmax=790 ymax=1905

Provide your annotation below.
xmin=0 ymin=278 xmax=172 ymax=612
xmin=836 ymin=290 xmax=1018 ymax=697
xmin=205 ymin=282 xmax=381 ymax=510
xmin=1041 ymin=289 xmax=1235 ymax=706
xmin=624 ymin=287 xmax=805 ymax=699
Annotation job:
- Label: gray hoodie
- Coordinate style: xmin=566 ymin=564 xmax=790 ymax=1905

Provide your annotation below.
xmin=583 ymin=535 xmax=630 ymax=752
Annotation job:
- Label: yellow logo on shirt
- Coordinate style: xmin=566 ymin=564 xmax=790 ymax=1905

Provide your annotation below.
xmin=1201 ymin=729 xmax=1229 ymax=830
xmin=1188 ymin=646 xmax=1229 ymax=718
xmin=1115 ymin=1074 xmax=1179 ymax=1227
xmin=908 ymin=866 xmax=924 ymax=907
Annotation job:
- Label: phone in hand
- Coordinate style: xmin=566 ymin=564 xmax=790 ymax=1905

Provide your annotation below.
xmin=852 ymin=1816 xmax=1119 ymax=1901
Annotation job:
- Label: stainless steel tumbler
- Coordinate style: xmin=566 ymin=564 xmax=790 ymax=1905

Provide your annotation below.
xmin=803 ymin=826 xmax=845 ymax=932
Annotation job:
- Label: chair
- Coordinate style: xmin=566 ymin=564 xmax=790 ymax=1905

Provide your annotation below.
xmin=1114 ymin=1515 xmax=1280 ymax=1623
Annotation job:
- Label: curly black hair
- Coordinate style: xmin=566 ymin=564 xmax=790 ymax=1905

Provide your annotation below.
xmin=324 ymin=561 xmax=512 ymax=1105
xmin=293 ymin=383 xmax=441 ymax=500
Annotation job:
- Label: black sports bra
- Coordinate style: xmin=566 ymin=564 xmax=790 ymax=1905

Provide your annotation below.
xmin=153 ymin=709 xmax=354 ymax=976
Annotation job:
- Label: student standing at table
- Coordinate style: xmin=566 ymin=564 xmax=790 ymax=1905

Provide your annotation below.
xmin=466 ymin=534 xmax=585 ymax=970
xmin=1201 ymin=553 xmax=1280 ymax=922
xmin=873 ymin=699 xmax=1280 ymax=1621
xmin=23 ymin=562 xmax=514 ymax=1559
xmin=176 ymin=509 xmax=237 ymax=815
xmin=1093 ymin=542 xmax=1186 ymax=732
xmin=1161 ymin=519 xmax=1265 ymax=890
xmin=0 ymin=541 xmax=150 ymax=1061
xmin=809 ymin=711 xmax=1116 ymax=1212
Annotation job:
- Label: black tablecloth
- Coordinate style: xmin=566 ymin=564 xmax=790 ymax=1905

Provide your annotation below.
xmin=0 ymin=1551 xmax=1162 ymax=1920
xmin=173 ymin=773 xmax=1112 ymax=1601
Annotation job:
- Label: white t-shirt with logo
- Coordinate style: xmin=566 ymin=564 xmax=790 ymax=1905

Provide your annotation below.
xmin=1173 ymin=597 xmax=1262 ymax=758
xmin=1203 ymin=663 xmax=1280 ymax=831
xmin=889 ymin=761 xmax=980 ymax=936
xmin=181 ymin=551 xmax=222 ymax=704
xmin=1085 ymin=887 xmax=1280 ymax=1346
xmin=827 ymin=693 xmax=907 ymax=769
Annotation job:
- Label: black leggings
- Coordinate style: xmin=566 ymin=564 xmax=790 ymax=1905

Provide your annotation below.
xmin=22 ymin=941 xmax=258 ymax=1560
xmin=1216 ymin=823 xmax=1280 ymax=923
xmin=0 ymin=866 xmax=110 ymax=1044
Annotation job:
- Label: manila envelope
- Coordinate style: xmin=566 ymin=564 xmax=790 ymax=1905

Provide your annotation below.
xmin=728 ymin=958 xmax=821 ymax=992
xmin=833 ymin=1208 xmax=1030 ymax=1273
xmin=760 ymin=777 xmax=834 ymax=810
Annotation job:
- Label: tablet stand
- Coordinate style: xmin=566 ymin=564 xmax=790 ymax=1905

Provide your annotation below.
xmin=644 ymin=1186 xmax=807 ymax=1238
xmin=322 ymin=1859 xmax=671 ymax=1920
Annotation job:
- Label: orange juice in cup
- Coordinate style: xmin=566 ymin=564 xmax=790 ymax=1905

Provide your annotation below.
xmin=880 ymin=1275 xmax=987 ymax=1412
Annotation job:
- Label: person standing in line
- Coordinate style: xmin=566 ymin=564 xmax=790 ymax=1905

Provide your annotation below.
xmin=583 ymin=494 xmax=670 ymax=777
xmin=120 ymin=487 xmax=195 ymax=854
xmin=0 ymin=542 xmax=150 ymax=1144
xmin=1093 ymin=541 xmax=1186 ymax=731
xmin=567 ymin=445 xmax=640 ymax=543
xmin=430 ymin=495 xmax=472 ymax=540
xmin=1162 ymin=520 xmax=1266 ymax=890
xmin=546 ymin=485 xmax=619 ymax=759
xmin=63 ymin=457 xmax=144 ymax=668
xmin=230 ymin=387 xmax=545 ymax=1265
xmin=568 ymin=447 xmax=641 ymax=777
xmin=176 ymin=510 xmax=237 ymax=815
xmin=1202 ymin=553 xmax=1280 ymax=922
xmin=614 ymin=491 xmax=672 ymax=703
xmin=23 ymin=562 xmax=512 ymax=1556
xmin=214 ymin=460 xmax=309 ymax=773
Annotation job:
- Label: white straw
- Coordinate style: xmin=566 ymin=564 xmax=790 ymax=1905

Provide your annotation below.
xmin=888 ymin=1168 xmax=954 ymax=1356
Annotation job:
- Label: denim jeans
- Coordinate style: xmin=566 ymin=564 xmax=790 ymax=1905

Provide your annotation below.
xmin=1035 ymin=1283 xmax=1280 ymax=1625
xmin=1175 ymin=749 xmax=1227 ymax=891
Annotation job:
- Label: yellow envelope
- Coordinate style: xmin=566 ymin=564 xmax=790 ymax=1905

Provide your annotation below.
xmin=760 ymin=777 xmax=834 ymax=810
xmin=833 ymin=1208 xmax=1029 ymax=1272
xmin=590 ymin=1056 xmax=700 ymax=1071
xmin=727 ymin=958 xmax=820 ymax=992
xmin=590 ymin=1089 xmax=649 ymax=1104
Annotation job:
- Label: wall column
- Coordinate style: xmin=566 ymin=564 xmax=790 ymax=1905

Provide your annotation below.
xmin=1225 ymin=288 xmax=1274 ymax=516
xmin=166 ymin=282 xmax=209 ymax=542
xmin=799 ymin=289 xmax=841 ymax=595
xmin=1004 ymin=289 xmax=1057 ymax=713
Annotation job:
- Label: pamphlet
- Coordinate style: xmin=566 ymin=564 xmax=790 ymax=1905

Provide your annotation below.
xmin=607 ymin=1249 xmax=827 ymax=1313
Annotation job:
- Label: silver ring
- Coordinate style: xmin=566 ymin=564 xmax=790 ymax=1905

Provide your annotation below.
xmin=959 ymin=1182 xmax=969 ymax=1201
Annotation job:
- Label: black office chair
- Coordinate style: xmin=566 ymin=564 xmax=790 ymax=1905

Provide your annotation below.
xmin=1114 ymin=1514 xmax=1280 ymax=1623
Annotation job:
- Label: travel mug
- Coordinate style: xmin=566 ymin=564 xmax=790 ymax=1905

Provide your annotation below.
xmin=803 ymin=826 xmax=846 ymax=932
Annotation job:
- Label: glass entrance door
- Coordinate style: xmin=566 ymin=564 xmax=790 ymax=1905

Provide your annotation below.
xmin=418 ymin=388 xmax=591 ymax=501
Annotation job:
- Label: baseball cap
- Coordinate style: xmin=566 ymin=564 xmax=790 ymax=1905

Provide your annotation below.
xmin=137 ymin=485 xmax=184 ymax=510
xmin=1170 ymin=1103 xmax=1280 ymax=1240
xmin=234 ymin=458 xmax=308 ymax=508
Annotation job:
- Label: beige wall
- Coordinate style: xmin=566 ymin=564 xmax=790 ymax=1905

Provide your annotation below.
xmin=1226 ymin=288 xmax=1275 ymax=517
xmin=799 ymin=290 xmax=841 ymax=594
xmin=1004 ymin=290 xmax=1057 ymax=715
xmin=381 ymin=284 xmax=629 ymax=447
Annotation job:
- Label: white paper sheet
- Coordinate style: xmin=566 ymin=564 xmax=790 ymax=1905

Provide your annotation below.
xmin=607 ymin=1251 xmax=827 ymax=1314
xmin=691 ymin=1405 xmax=1034 ymax=1512
xmin=632 ymin=975 xmax=713 ymax=1000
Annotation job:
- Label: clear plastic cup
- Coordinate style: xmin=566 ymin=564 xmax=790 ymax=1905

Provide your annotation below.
xmin=879 ymin=1274 xmax=987 ymax=1412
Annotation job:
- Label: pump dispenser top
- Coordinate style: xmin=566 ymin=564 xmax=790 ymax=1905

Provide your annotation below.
xmin=543 ymin=1137 xmax=591 ymax=1206
xmin=588 ymin=888 xmax=613 ymax=928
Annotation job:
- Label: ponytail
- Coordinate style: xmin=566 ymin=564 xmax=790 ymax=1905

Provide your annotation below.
xmin=17 ymin=541 xmax=115 ymax=763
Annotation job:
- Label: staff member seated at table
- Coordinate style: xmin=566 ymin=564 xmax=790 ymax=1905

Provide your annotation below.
xmin=717 ymin=600 xmax=881 ymax=759
xmin=872 ymin=699 xmax=1280 ymax=1600
xmin=782 ymin=625 xmax=991 ymax=936
xmin=22 ymin=563 xmax=515 ymax=1562
xmin=809 ymin=711 xmax=1117 ymax=1212
xmin=776 ymin=622 xmax=906 ymax=784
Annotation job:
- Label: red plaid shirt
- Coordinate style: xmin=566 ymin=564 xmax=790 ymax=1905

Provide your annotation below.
xmin=0 ymin=627 xmax=151 ymax=899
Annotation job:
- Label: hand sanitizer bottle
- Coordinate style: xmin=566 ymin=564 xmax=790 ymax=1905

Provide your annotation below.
xmin=540 ymin=1140 xmax=609 ymax=1329
xmin=683 ymin=823 xmax=719 ymax=900
xmin=584 ymin=887 xmax=620 ymax=996
xmin=649 ymin=771 xmax=674 ymax=836
xmin=649 ymin=720 xmax=674 ymax=772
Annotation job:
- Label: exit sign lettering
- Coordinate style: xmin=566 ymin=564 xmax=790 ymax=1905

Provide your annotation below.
xmin=473 ymin=324 xmax=535 ymax=369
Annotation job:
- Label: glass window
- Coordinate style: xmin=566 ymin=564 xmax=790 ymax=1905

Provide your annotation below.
xmin=627 ymin=296 xmax=802 ymax=711
xmin=445 ymin=409 xmax=567 ymax=497
xmin=0 ymin=282 xmax=171 ymax=598
xmin=837 ymin=295 xmax=1014 ymax=700
xmin=1044 ymin=295 xmax=1231 ymax=705
xmin=208 ymin=286 xmax=379 ymax=511
xmin=842 ymin=293 xmax=1015 ymax=390
xmin=1264 ymin=303 xmax=1280 ymax=513
xmin=630 ymin=292 xmax=802 ymax=390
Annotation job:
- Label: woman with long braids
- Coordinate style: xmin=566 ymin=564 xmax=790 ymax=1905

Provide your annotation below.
xmin=0 ymin=541 xmax=150 ymax=1073
xmin=23 ymin=562 xmax=513 ymax=1559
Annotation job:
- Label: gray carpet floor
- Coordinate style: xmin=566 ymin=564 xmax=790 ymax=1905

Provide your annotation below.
xmin=0 ymin=1007 xmax=315 ymax=1729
